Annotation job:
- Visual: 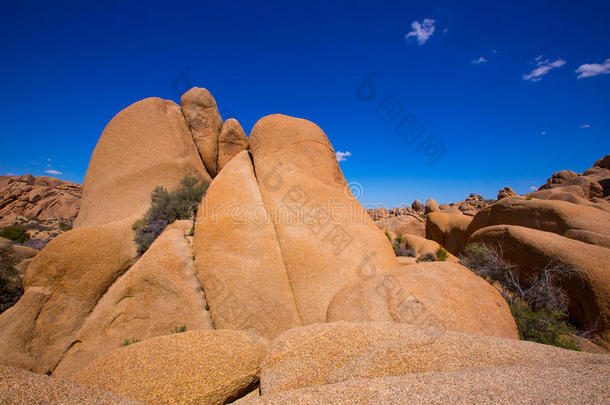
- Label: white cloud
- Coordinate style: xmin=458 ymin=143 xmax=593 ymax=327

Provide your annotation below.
xmin=336 ymin=151 xmax=352 ymax=162
xmin=471 ymin=56 xmax=488 ymax=65
xmin=523 ymin=57 xmax=566 ymax=82
xmin=5 ymin=172 xmax=16 ymax=176
xmin=405 ymin=19 xmax=436 ymax=45
xmin=575 ymin=59 xmax=610 ymax=79
xmin=579 ymin=124 xmax=591 ymax=128
xmin=540 ymin=130 xmax=547 ymax=135
xmin=44 ymin=169 xmax=63 ymax=175
xmin=46 ymin=158 xmax=52 ymax=162
xmin=529 ymin=186 xmax=537 ymax=191
xmin=491 ymin=49 xmax=498 ymax=54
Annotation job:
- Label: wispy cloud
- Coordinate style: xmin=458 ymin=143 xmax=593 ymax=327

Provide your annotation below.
xmin=540 ymin=130 xmax=547 ymax=135
xmin=575 ymin=59 xmax=610 ymax=79
xmin=5 ymin=172 xmax=16 ymax=176
xmin=529 ymin=186 xmax=537 ymax=191
xmin=471 ymin=56 xmax=488 ymax=65
xmin=44 ymin=169 xmax=63 ymax=175
xmin=336 ymin=151 xmax=352 ymax=162
xmin=405 ymin=19 xmax=436 ymax=45
xmin=523 ymin=56 xmax=566 ymax=82
xmin=579 ymin=124 xmax=591 ymax=128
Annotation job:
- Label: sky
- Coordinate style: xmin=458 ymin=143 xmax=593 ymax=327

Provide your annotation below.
xmin=1 ymin=0 xmax=609 ymax=207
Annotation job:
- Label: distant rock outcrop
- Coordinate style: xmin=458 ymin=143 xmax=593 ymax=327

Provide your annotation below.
xmin=0 ymin=174 xmax=81 ymax=232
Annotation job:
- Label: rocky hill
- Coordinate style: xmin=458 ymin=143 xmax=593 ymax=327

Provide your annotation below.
xmin=0 ymin=88 xmax=608 ymax=404
xmin=0 ymin=174 xmax=81 ymax=239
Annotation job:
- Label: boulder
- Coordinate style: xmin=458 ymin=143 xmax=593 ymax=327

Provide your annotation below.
xmin=373 ymin=215 xmax=425 ymax=238
xmin=238 ymin=364 xmax=610 ymax=404
xmin=411 ymin=199 xmax=424 ymax=212
xmin=249 ymin=114 xmax=397 ymax=324
xmin=595 ymin=154 xmax=610 ymax=169
xmin=539 ymin=170 xmax=578 ymax=190
xmin=193 ymin=151 xmax=301 ymax=339
xmin=468 ymin=225 xmax=610 ymax=349
xmin=217 ymin=118 xmax=249 ymax=172
xmin=424 ymin=198 xmax=439 ymax=214
xmin=181 ymin=87 xmax=223 ymax=177
xmin=468 ymin=196 xmax=610 ymax=249
xmin=367 ymin=207 xmax=390 ymax=221
xmin=73 ymin=330 xmax=268 ymax=405
xmin=53 ymin=221 xmax=213 ymax=377
xmin=497 ymin=186 xmax=516 ymax=200
xmin=326 ymin=262 xmax=518 ymax=339
xmin=425 ymin=212 xmax=472 ymax=255
xmin=258 ymin=322 xmax=609 ymax=395
xmin=0 ymin=365 xmax=141 ymax=405
xmin=75 ymin=97 xmax=209 ymax=228
xmin=398 ymin=234 xmax=458 ymax=262
xmin=0 ymin=218 xmax=137 ymax=373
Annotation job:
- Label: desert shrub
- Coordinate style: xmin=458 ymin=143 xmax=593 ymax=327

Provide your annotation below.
xmin=173 ymin=325 xmax=187 ymax=333
xmin=460 ymin=243 xmax=580 ymax=350
xmin=23 ymin=238 xmax=51 ymax=250
xmin=510 ymin=300 xmax=579 ymax=350
xmin=0 ymin=226 xmax=30 ymax=243
xmin=395 ymin=235 xmax=404 ymax=244
xmin=0 ymin=246 xmax=23 ymax=313
xmin=120 ymin=338 xmax=141 ymax=347
xmin=384 ymin=230 xmax=392 ymax=242
xmin=417 ymin=252 xmax=437 ymax=262
xmin=58 ymin=222 xmax=72 ymax=231
xmin=435 ymin=247 xmax=448 ymax=261
xmin=133 ymin=177 xmax=208 ymax=255
xmin=394 ymin=247 xmax=416 ymax=257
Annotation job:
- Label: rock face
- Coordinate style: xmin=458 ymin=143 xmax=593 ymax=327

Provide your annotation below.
xmin=497 ymin=186 xmax=516 ymax=200
xmin=468 ymin=196 xmax=610 ymax=249
xmin=326 ymin=262 xmax=518 ymax=339
xmin=194 ymin=151 xmax=301 ymax=339
xmin=257 ymin=322 xmax=609 ymax=396
xmin=468 ymin=225 xmax=610 ymax=349
xmin=73 ymin=330 xmax=268 ymax=405
xmin=0 ymin=365 xmax=142 ymax=405
xmin=181 ymin=87 xmax=223 ymax=178
xmin=249 ymin=114 xmax=397 ymax=324
xmin=538 ymin=156 xmax=610 ymax=199
xmin=0 ymin=175 xmax=81 ymax=227
xmin=217 ymin=118 xmax=249 ymax=172
xmin=373 ymin=214 xmax=425 ymax=238
xmin=0 ymin=218 xmax=138 ymax=373
xmin=238 ymin=364 xmax=610 ymax=404
xmin=424 ymin=198 xmax=439 ymax=214
xmin=53 ymin=221 xmax=213 ymax=377
xmin=425 ymin=212 xmax=472 ymax=255
xmin=75 ymin=97 xmax=209 ymax=228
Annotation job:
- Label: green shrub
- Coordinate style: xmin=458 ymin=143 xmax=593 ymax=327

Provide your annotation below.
xmin=395 ymin=235 xmax=404 ymax=244
xmin=384 ymin=230 xmax=392 ymax=242
xmin=510 ymin=300 xmax=580 ymax=350
xmin=133 ymin=177 xmax=208 ymax=255
xmin=120 ymin=338 xmax=141 ymax=347
xmin=173 ymin=325 xmax=187 ymax=334
xmin=0 ymin=226 xmax=30 ymax=243
xmin=58 ymin=222 xmax=72 ymax=231
xmin=0 ymin=246 xmax=23 ymax=313
xmin=435 ymin=247 xmax=448 ymax=261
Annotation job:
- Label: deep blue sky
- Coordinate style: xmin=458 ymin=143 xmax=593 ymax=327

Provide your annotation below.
xmin=1 ymin=0 xmax=609 ymax=207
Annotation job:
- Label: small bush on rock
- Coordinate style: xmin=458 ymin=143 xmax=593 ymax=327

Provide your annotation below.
xmin=435 ymin=247 xmax=448 ymax=261
xmin=394 ymin=247 xmax=416 ymax=257
xmin=0 ymin=226 xmax=31 ymax=243
xmin=173 ymin=325 xmax=187 ymax=334
xmin=417 ymin=252 xmax=437 ymax=262
xmin=0 ymin=246 xmax=23 ymax=313
xmin=133 ymin=177 xmax=208 ymax=255
xmin=460 ymin=243 xmax=581 ymax=350
xmin=120 ymin=338 xmax=141 ymax=347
